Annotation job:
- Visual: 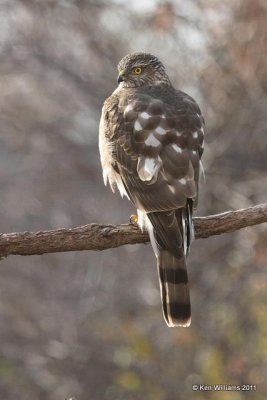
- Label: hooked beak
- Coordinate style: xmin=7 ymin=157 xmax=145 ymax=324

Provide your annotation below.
xmin=117 ymin=69 xmax=126 ymax=84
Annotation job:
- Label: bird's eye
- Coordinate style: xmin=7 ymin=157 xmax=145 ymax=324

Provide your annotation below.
xmin=132 ymin=67 xmax=142 ymax=75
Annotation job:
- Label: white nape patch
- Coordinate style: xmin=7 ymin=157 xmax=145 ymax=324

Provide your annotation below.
xmin=134 ymin=120 xmax=142 ymax=131
xmin=145 ymin=133 xmax=160 ymax=147
xmin=124 ymin=104 xmax=133 ymax=113
xmin=140 ymin=111 xmax=150 ymax=119
xmin=176 ymin=131 xmax=182 ymax=136
xmin=192 ymin=150 xmax=197 ymax=155
xmin=155 ymin=126 xmax=166 ymax=135
xmin=179 ymin=178 xmax=186 ymax=185
xmin=193 ymin=131 xmax=198 ymax=138
xmin=172 ymin=144 xmax=182 ymax=153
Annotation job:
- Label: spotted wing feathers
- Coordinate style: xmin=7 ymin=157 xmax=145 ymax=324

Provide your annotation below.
xmin=113 ymin=88 xmax=204 ymax=212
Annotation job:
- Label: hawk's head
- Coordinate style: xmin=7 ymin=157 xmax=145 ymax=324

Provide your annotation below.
xmin=117 ymin=52 xmax=171 ymax=88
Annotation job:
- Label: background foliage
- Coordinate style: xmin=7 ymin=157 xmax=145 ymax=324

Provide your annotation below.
xmin=0 ymin=1 xmax=266 ymax=399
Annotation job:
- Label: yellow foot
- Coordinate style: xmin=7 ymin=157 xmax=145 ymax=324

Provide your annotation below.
xmin=130 ymin=214 xmax=138 ymax=225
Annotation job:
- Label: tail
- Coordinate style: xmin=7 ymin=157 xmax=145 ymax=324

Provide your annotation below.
xmin=144 ymin=206 xmax=193 ymax=327
xmin=157 ymin=250 xmax=191 ymax=327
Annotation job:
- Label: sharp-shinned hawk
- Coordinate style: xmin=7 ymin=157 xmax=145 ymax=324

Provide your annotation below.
xmin=99 ymin=52 xmax=204 ymax=327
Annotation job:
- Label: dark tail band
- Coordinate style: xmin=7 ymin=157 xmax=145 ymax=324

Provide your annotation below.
xmin=157 ymin=250 xmax=191 ymax=327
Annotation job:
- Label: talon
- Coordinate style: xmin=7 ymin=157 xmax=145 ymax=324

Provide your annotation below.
xmin=130 ymin=214 xmax=138 ymax=225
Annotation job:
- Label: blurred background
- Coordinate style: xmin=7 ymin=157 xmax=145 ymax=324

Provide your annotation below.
xmin=0 ymin=0 xmax=266 ymax=399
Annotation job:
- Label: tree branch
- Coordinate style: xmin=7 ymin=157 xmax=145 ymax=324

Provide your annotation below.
xmin=0 ymin=203 xmax=266 ymax=259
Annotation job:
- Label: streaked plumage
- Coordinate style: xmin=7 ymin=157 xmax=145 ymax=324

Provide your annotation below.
xmin=99 ymin=52 xmax=204 ymax=327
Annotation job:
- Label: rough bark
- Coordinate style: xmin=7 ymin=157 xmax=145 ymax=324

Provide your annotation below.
xmin=0 ymin=203 xmax=266 ymax=259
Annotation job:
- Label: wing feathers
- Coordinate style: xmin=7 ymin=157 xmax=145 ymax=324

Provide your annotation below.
xmin=147 ymin=210 xmax=183 ymax=257
xmin=137 ymin=155 xmax=162 ymax=183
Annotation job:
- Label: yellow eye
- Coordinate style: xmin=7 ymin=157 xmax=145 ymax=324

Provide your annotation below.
xmin=132 ymin=67 xmax=142 ymax=75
